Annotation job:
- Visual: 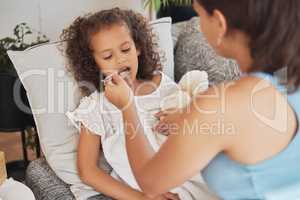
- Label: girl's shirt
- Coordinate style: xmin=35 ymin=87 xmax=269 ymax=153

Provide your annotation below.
xmin=66 ymin=72 xmax=178 ymax=188
xmin=67 ymin=72 xmax=221 ymax=200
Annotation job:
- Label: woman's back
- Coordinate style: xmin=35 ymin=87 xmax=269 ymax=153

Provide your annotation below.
xmin=202 ymin=72 xmax=300 ymax=199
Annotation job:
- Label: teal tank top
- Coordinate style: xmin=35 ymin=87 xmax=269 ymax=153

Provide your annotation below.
xmin=202 ymin=72 xmax=300 ymax=200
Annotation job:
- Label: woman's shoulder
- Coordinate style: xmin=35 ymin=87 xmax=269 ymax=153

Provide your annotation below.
xmin=229 ymin=74 xmax=282 ymax=104
xmin=192 ymin=75 xmax=283 ymax=131
xmin=212 ymin=74 xmax=280 ymax=102
xmin=186 ymin=75 xmax=286 ymax=152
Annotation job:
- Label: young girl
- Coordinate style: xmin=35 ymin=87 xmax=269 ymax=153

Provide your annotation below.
xmin=62 ymin=8 xmax=216 ymax=200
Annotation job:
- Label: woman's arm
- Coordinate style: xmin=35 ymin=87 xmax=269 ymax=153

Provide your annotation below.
xmin=104 ymin=73 xmax=234 ymax=197
xmin=122 ymin=86 xmax=233 ymax=197
xmin=77 ymin=125 xmax=145 ymax=200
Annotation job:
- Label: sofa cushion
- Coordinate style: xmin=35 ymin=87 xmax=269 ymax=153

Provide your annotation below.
xmin=172 ymin=17 xmax=240 ymax=84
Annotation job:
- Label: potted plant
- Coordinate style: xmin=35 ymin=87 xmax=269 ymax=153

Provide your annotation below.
xmin=144 ymin=0 xmax=192 ymax=12
xmin=0 ymin=23 xmax=49 ymax=73
xmin=0 ymin=23 xmax=48 ymax=158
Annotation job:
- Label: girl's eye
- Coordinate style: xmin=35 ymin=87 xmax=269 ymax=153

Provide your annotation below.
xmin=122 ymin=48 xmax=131 ymax=53
xmin=103 ymin=55 xmax=112 ymax=60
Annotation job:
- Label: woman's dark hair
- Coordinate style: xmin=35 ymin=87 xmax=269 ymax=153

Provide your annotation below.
xmin=60 ymin=8 xmax=162 ymax=95
xmin=197 ymin=0 xmax=300 ymax=90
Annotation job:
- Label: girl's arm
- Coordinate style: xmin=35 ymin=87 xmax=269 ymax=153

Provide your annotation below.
xmin=122 ymin=87 xmax=233 ymax=197
xmin=77 ymin=125 xmax=146 ymax=200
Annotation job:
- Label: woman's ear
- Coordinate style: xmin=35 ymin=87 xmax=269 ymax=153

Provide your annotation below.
xmin=213 ymin=9 xmax=228 ymax=45
xmin=137 ymin=48 xmax=141 ymax=56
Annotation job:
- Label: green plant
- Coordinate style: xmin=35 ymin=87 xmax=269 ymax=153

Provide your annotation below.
xmin=25 ymin=126 xmax=38 ymax=151
xmin=0 ymin=23 xmax=47 ymax=152
xmin=144 ymin=0 xmax=192 ymax=11
xmin=0 ymin=23 xmax=49 ymax=72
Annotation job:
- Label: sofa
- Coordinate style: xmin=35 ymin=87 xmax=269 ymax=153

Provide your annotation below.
xmin=16 ymin=17 xmax=240 ymax=200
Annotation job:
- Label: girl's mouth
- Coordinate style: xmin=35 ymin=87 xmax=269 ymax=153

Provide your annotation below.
xmin=119 ymin=67 xmax=131 ymax=79
xmin=102 ymin=67 xmax=131 ymax=83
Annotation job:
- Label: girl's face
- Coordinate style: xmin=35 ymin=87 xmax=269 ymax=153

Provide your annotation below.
xmin=90 ymin=23 xmax=140 ymax=82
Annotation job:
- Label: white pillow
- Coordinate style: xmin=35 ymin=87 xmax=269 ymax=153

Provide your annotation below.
xmin=7 ymin=17 xmax=174 ymax=185
xmin=149 ymin=17 xmax=174 ymax=80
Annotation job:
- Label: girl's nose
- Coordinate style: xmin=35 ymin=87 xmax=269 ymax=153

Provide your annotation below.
xmin=116 ymin=55 xmax=126 ymax=65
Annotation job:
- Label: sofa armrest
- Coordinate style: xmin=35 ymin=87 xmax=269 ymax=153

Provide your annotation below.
xmin=25 ymin=158 xmax=75 ymax=200
xmin=25 ymin=158 xmax=113 ymax=200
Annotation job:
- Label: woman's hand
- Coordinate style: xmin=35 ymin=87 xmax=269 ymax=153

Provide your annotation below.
xmin=139 ymin=192 xmax=180 ymax=200
xmin=104 ymin=73 xmax=134 ymax=111
xmin=161 ymin=192 xmax=180 ymax=200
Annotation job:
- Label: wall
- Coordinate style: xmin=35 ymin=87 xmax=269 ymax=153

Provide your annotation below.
xmin=0 ymin=0 xmax=149 ymax=41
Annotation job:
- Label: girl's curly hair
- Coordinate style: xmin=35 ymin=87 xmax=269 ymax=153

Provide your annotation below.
xmin=60 ymin=8 xmax=162 ymax=95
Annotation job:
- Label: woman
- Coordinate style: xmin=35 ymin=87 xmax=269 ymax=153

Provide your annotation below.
xmin=104 ymin=0 xmax=300 ymax=199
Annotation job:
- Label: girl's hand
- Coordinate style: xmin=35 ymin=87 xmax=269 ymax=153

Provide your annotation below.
xmin=104 ymin=73 xmax=134 ymax=111
xmin=153 ymin=108 xmax=183 ymax=135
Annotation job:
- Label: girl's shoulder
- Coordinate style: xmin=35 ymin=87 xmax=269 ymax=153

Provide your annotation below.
xmin=152 ymin=71 xmax=178 ymax=97
xmin=159 ymin=71 xmax=176 ymax=84
xmin=156 ymin=71 xmax=178 ymax=88
xmin=78 ymin=90 xmax=116 ymax=112
xmin=79 ymin=91 xmax=101 ymax=107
